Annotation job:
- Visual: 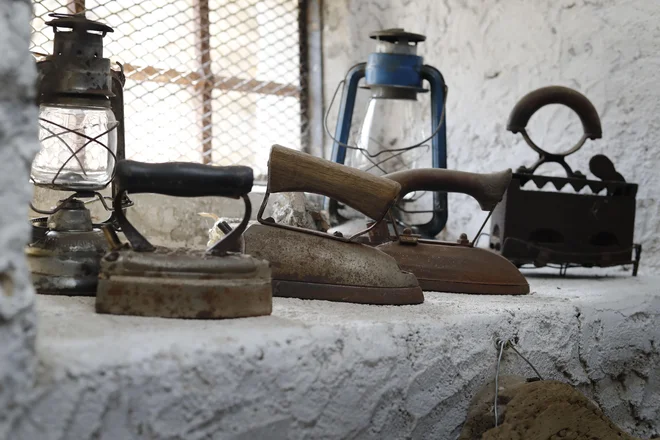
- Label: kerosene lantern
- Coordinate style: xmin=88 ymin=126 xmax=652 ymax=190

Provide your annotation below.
xmin=327 ymin=29 xmax=448 ymax=238
xmin=27 ymin=13 xmax=130 ymax=295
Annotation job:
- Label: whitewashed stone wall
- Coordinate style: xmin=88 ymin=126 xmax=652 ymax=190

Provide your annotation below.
xmin=322 ymin=0 xmax=660 ymax=274
xmin=0 ymin=0 xmax=41 ymax=437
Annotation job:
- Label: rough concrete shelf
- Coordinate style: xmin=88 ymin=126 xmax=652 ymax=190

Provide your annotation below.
xmin=22 ymin=274 xmax=660 ymax=440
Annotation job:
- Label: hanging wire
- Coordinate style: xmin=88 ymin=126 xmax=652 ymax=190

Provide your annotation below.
xmin=493 ymin=339 xmax=544 ymax=427
xmin=474 ymin=232 xmax=491 ymax=247
xmin=494 ymin=339 xmax=506 ymax=427
xmin=509 ymin=344 xmax=544 ymax=380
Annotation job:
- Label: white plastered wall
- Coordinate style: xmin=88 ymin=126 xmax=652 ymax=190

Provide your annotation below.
xmin=0 ymin=0 xmax=41 ymax=437
xmin=322 ymin=0 xmax=660 ymax=274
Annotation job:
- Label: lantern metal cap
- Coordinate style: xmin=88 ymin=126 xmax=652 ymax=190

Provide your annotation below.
xmin=46 ymin=13 xmax=114 ymax=35
xmin=369 ymin=29 xmax=426 ymax=44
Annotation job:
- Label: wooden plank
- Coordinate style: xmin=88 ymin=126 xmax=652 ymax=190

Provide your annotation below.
xmin=121 ymin=63 xmax=301 ymax=98
xmin=68 ymin=0 xmax=85 ymax=14
xmin=194 ymin=0 xmax=213 ymax=164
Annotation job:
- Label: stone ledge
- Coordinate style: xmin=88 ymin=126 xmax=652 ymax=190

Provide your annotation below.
xmin=12 ymin=274 xmax=660 ymax=439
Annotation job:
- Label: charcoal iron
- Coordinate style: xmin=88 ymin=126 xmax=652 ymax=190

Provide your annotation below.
xmin=96 ymin=160 xmax=272 ymax=319
xmin=489 ymin=86 xmax=641 ymax=275
xmin=372 ymin=168 xmax=529 ymax=294
xmin=243 ymin=145 xmax=424 ymax=305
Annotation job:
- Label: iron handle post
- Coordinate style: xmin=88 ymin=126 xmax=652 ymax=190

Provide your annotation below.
xmin=111 ymin=160 xmax=254 ymax=254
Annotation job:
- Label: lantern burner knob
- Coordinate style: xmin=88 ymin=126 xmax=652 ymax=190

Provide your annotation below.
xmin=369 ymin=29 xmax=426 ymax=58
xmin=369 ymin=29 xmax=426 ymax=45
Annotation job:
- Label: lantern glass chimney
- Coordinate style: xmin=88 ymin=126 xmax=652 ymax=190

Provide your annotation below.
xmin=32 ymin=103 xmax=117 ymax=190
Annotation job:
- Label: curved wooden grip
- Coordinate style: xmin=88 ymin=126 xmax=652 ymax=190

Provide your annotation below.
xmin=384 ymin=168 xmax=512 ymax=211
xmin=507 ymin=86 xmax=602 ymax=139
xmin=268 ymin=145 xmax=401 ymax=221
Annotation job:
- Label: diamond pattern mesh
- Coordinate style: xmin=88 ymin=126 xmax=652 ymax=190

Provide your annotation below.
xmin=31 ymin=0 xmax=304 ymax=181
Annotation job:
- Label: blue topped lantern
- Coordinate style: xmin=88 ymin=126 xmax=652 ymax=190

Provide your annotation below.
xmin=327 ymin=29 xmax=448 ymax=238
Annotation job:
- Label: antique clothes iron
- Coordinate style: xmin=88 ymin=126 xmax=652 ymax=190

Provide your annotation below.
xmin=96 ymin=160 xmax=272 ymax=319
xmin=368 ymin=168 xmax=529 ymax=294
xmin=243 ymin=145 xmax=423 ymax=305
xmin=489 ymin=86 xmax=641 ymax=275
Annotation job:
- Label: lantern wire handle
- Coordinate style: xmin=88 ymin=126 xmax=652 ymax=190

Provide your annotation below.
xmin=362 ymin=143 xmax=430 ymax=175
xmin=38 ymin=124 xmax=88 ymax=176
xmin=323 ymin=77 xmax=448 ymax=158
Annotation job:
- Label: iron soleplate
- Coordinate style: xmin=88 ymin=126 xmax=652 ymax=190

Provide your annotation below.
xmin=376 ymin=241 xmax=529 ymax=295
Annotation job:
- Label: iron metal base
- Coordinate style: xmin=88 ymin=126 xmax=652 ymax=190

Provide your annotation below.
xmin=243 ymin=224 xmax=424 ymax=305
xmin=377 ymin=241 xmax=530 ymax=295
xmin=96 ymin=248 xmax=272 ymax=319
xmin=272 ymin=280 xmax=423 ymax=305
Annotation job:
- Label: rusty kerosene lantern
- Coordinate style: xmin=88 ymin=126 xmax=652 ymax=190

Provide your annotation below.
xmin=27 ymin=13 xmax=131 ymax=295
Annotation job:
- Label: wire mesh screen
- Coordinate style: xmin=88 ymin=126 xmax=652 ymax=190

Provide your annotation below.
xmin=31 ymin=0 xmax=305 ymax=181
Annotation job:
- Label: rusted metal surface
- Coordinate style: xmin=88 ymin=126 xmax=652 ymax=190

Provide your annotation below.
xmin=37 ymin=13 xmax=115 ymax=105
xmin=243 ymin=224 xmax=423 ymax=305
xmin=357 ymin=167 xmax=529 ymax=295
xmin=244 ymin=145 xmax=422 ymax=305
xmin=26 ymin=228 xmax=107 ymax=296
xmin=491 ymin=86 xmax=641 ymax=275
xmin=377 ymin=236 xmax=529 ymax=295
xmin=27 ymin=199 xmax=108 ymax=296
xmin=97 ymin=251 xmax=271 ymax=319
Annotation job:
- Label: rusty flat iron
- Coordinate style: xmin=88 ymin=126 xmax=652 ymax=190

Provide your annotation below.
xmin=356 ymin=168 xmax=529 ymax=294
xmin=96 ymin=160 xmax=272 ymax=319
xmin=243 ymin=145 xmax=424 ymax=305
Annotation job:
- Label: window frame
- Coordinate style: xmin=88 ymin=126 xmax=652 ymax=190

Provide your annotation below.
xmin=54 ymin=0 xmax=322 ymax=168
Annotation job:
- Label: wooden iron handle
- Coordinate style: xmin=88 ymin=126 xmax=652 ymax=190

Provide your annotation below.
xmin=384 ymin=168 xmax=512 ymax=211
xmin=268 ymin=145 xmax=401 ymax=221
